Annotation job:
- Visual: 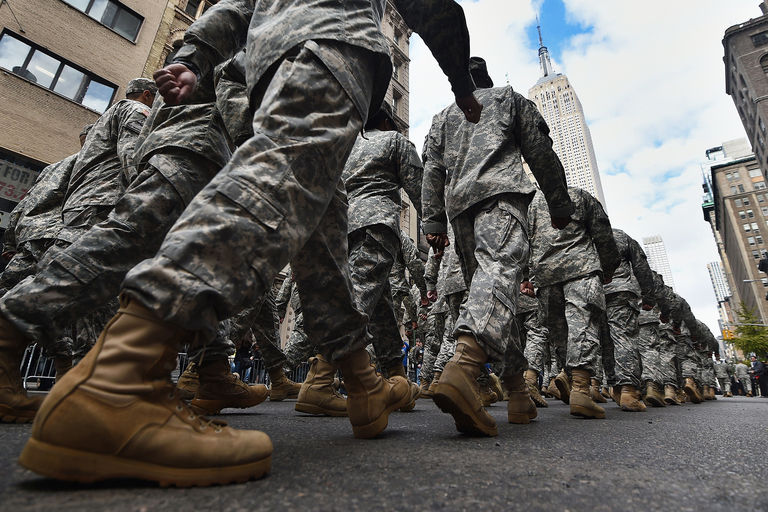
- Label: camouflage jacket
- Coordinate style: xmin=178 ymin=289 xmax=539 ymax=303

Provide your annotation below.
xmin=604 ymin=228 xmax=655 ymax=304
xmin=6 ymin=154 xmax=77 ymax=247
xmin=428 ymin=225 xmax=466 ymax=297
xmin=173 ymin=0 xmax=473 ymax=123
xmin=422 ymin=86 xmax=573 ymax=234
xmin=133 ymin=95 xmax=232 ymax=172
xmin=63 ymin=99 xmax=150 ymax=215
xmin=638 ymin=305 xmax=661 ymax=326
xmin=713 ymin=360 xmax=730 ymax=378
xmin=528 ymin=188 xmax=619 ymax=288
xmin=215 ymin=50 xmax=251 ymax=148
xmin=390 ymin=231 xmax=427 ymax=298
xmin=734 ymin=363 xmax=749 ymax=378
xmin=343 ymin=129 xmax=423 ymax=236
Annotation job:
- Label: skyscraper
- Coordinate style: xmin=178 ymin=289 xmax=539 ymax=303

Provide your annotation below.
xmin=642 ymin=235 xmax=676 ymax=290
xmin=707 ymin=261 xmax=731 ymax=303
xmin=527 ymin=24 xmax=607 ymax=208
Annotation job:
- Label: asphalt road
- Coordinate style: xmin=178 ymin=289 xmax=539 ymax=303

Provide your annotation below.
xmin=1 ymin=395 xmax=766 ymax=512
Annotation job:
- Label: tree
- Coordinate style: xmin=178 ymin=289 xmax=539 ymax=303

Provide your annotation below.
xmin=732 ymin=302 xmax=768 ymax=359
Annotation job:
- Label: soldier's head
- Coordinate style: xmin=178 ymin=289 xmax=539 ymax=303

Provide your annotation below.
xmin=365 ymin=101 xmax=398 ymax=132
xmin=469 ymin=56 xmax=493 ymax=89
xmin=79 ymin=124 xmax=93 ymax=147
xmin=125 ymin=78 xmax=157 ymax=107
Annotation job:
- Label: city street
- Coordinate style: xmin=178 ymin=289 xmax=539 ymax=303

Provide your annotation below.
xmin=1 ymin=395 xmax=766 ymax=511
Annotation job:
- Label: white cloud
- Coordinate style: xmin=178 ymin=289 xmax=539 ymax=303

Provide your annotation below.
xmin=408 ymin=0 xmax=760 ymax=336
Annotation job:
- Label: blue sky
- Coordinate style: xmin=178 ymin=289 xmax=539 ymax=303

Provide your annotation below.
xmin=527 ymin=0 xmax=590 ymax=65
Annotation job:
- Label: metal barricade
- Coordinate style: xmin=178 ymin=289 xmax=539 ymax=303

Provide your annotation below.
xmin=20 ymin=344 xmax=56 ymax=391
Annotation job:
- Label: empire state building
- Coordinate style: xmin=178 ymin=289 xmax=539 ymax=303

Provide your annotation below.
xmin=528 ymin=25 xmax=607 ymax=208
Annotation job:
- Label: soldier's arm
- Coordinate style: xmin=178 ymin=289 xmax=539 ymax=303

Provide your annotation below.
xmin=425 ymin=249 xmax=440 ymax=293
xmin=583 ymin=192 xmax=620 ymax=279
xmin=393 ymin=0 xmax=475 ymax=101
xmin=395 ymin=134 xmax=424 ymax=217
xmin=275 ymin=270 xmax=293 ymax=319
xmin=401 ymin=235 xmax=428 ymax=300
xmin=117 ymin=105 xmax=151 ymax=185
xmin=421 ymin=116 xmax=448 ymax=235
xmin=512 ymin=92 xmax=573 ymax=219
xmin=628 ymin=236 xmax=656 ymax=306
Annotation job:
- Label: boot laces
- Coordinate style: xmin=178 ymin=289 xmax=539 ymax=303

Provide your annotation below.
xmin=166 ymin=388 xmax=224 ymax=433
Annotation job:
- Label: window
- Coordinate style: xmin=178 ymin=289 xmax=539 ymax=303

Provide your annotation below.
xmin=762 ymin=278 xmax=768 ymax=286
xmin=184 ymin=0 xmax=213 ymax=19
xmin=61 ymin=0 xmax=143 ymax=41
xmin=0 ymin=31 xmax=117 ymax=113
xmin=753 ymin=31 xmax=768 ymax=47
xmin=762 ymin=207 xmax=768 ymax=216
xmin=759 ymin=194 xmax=766 ymax=203
xmin=754 ymin=250 xmax=761 ymax=259
xmin=753 ymin=222 xmax=759 ymax=230
xmin=731 ymin=186 xmax=738 ymax=194
xmin=739 ymin=184 xmax=746 ymax=192
xmin=736 ymin=198 xmax=743 ymax=207
xmin=744 ymin=224 xmax=752 ymax=232
xmin=758 ymin=235 xmax=764 ymax=244
xmin=748 ymin=236 xmax=756 ymax=246
xmin=750 ymin=168 xmax=763 ymax=178
xmin=734 ymin=171 xmax=741 ymax=179
xmin=740 ymin=210 xmax=747 ymax=219
xmin=744 ymin=197 xmax=751 ymax=205
xmin=748 ymin=209 xmax=755 ymax=218
xmin=393 ymin=29 xmax=402 ymax=45
xmin=757 ymin=182 xmax=767 ymax=190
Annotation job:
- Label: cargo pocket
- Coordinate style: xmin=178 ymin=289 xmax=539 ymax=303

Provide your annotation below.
xmin=217 ymin=178 xmax=285 ymax=231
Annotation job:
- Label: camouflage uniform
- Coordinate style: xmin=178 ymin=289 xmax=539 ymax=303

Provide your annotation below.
xmin=675 ymin=323 xmax=699 ymax=386
xmin=657 ymin=319 xmax=679 ymax=387
xmin=422 ymin=85 xmax=573 ymax=373
xmin=529 ymin=188 xmax=619 ymax=375
xmin=519 ymin=292 xmax=548 ymax=372
xmin=277 ymin=270 xmax=314 ymax=370
xmin=734 ymin=362 xmax=752 ymax=394
xmin=390 ymin=232 xmax=427 ymax=329
xmin=420 ymin=250 xmax=446 ymax=381
xmin=120 ymin=0 xmax=475 ymax=363
xmin=714 ymin=359 xmax=731 ymax=394
xmin=0 ymin=155 xmax=77 ymax=295
xmin=637 ymin=307 xmax=663 ymax=385
xmin=0 ymin=99 xmax=151 ymax=355
xmin=344 ymin=128 xmax=423 ymax=370
xmin=603 ymin=229 xmax=655 ymax=389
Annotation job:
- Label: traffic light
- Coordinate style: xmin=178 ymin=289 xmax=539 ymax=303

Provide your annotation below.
xmin=722 ymin=329 xmax=735 ymax=340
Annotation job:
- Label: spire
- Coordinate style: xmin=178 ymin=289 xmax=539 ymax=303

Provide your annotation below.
xmin=536 ymin=16 xmax=554 ymax=78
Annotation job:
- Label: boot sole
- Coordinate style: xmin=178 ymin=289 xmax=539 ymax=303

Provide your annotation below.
xmin=0 ymin=404 xmax=35 ymax=423
xmin=570 ymin=404 xmax=606 ymax=419
xmin=19 ymin=437 xmax=271 ymax=486
xmin=664 ymin=398 xmax=681 ymax=405
xmin=507 ymin=412 xmax=532 ymax=424
xmin=645 ymin=397 xmax=666 ymax=407
xmin=683 ymin=387 xmax=703 ymax=404
xmin=350 ymin=391 xmax=411 ymax=439
xmin=190 ymin=395 xmax=268 ymax=415
xmin=294 ymin=402 xmax=348 ymax=417
xmin=432 ymin=385 xmax=497 ymax=437
xmin=269 ymin=392 xmax=299 ymax=402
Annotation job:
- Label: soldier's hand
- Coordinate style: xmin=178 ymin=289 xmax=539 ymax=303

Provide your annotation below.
xmin=420 ymin=296 xmax=430 ymax=307
xmin=426 ymin=233 xmax=449 ymax=258
xmin=641 ymin=303 xmax=654 ymax=311
xmin=456 ymin=94 xmax=482 ymax=123
xmin=659 ymin=313 xmax=669 ymax=323
xmin=1 ymin=251 xmax=15 ymax=261
xmin=427 ymin=290 xmax=438 ymax=302
xmin=520 ymin=280 xmax=535 ymax=297
xmin=551 ymin=215 xmax=571 ymax=229
xmin=154 ymin=64 xmax=197 ymax=105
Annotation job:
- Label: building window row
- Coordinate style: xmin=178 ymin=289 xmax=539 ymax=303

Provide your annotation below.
xmin=726 ymin=171 xmax=740 ymax=179
xmin=60 ymin=0 xmax=143 ymax=41
xmin=750 ymin=168 xmax=763 ymax=178
xmin=0 ymin=31 xmax=117 ymax=113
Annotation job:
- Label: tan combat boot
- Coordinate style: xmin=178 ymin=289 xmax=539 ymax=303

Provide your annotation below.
xmin=677 ymin=388 xmax=688 ymax=403
xmin=664 ymin=384 xmax=681 ymax=405
xmin=725 ymin=391 xmax=733 ymax=397
xmin=524 ymin=369 xmax=548 ymax=408
xmin=546 ymin=379 xmax=561 ymax=401
xmin=190 ymin=358 xmax=269 ymax=415
xmin=0 ymin=316 xmax=42 ymax=423
xmin=176 ymin=361 xmax=199 ymax=401
xmin=683 ymin=377 xmax=703 ymax=404
xmin=601 ymin=386 xmax=611 ymax=399
xmin=591 ymin=378 xmax=607 ymax=403
xmin=619 ymin=385 xmax=646 ymax=412
xmin=705 ymin=386 xmax=717 ymax=400
xmin=54 ymin=356 xmax=73 ymax=383
xmin=386 ymin=362 xmax=419 ymax=412
xmin=18 ymin=298 xmax=272 ymax=485
xmin=490 ymin=373 xmax=506 ymax=401
xmin=433 ymin=335 xmax=497 ymax=436
xmin=611 ymin=385 xmax=622 ymax=406
xmin=337 ymin=349 xmax=412 ymax=438
xmin=644 ymin=381 xmax=666 ymax=407
xmin=504 ymin=372 xmax=538 ymax=424
xmin=554 ymin=370 xmax=571 ymax=405
xmin=479 ymin=386 xmax=498 ymax=407
xmin=419 ymin=378 xmax=433 ymax=399
xmin=428 ymin=371 xmax=441 ymax=395
xmin=295 ymin=355 xmax=347 ymax=417
xmin=268 ymin=366 xmax=301 ymax=401
xmin=569 ymin=369 xmax=606 ymax=419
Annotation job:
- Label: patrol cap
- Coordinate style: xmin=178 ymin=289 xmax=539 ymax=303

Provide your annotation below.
xmin=126 ymin=77 xmax=158 ymax=96
xmin=469 ymin=56 xmax=493 ymax=88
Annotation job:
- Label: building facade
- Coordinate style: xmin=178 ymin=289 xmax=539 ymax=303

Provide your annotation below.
xmin=702 ymin=139 xmax=768 ymax=326
xmin=642 ymin=235 xmax=676 ymax=291
xmin=0 ymin=0 xmax=171 ymax=229
xmin=527 ymin=26 xmax=607 ymax=208
xmin=723 ymin=1 xmax=768 ymax=183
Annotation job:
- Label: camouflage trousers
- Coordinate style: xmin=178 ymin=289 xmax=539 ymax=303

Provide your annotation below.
xmin=637 ymin=323 xmax=662 ymax=385
xmin=452 ymin=194 xmax=529 ymax=370
xmin=348 ymin=226 xmax=402 ymax=370
xmin=223 ymin=288 xmax=286 ymax=371
xmin=420 ymin=309 xmax=446 ymax=382
xmin=392 ymin=289 xmax=410 ymax=329
xmin=716 ymin=376 xmax=731 ymax=394
xmin=606 ymin=292 xmax=641 ymax=388
xmin=538 ymin=272 xmax=605 ymax=375
xmin=433 ymin=291 xmax=465 ymax=373
xmin=521 ymin=308 xmax=549 ymax=375
xmin=701 ymin=355 xmax=716 ymax=387
xmin=676 ymin=337 xmax=699 ymax=385
xmin=283 ymin=311 xmax=314 ymax=370
xmin=738 ymin=377 xmax=752 ymax=393
xmin=123 ymin=42 xmax=377 ymax=362
xmin=657 ymin=325 xmax=679 ymax=387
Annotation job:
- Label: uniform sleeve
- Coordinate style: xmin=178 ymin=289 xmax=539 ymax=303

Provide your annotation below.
xmin=424 ymin=250 xmax=440 ymax=293
xmin=401 ymin=234 xmax=427 ymax=299
xmin=393 ymin=0 xmax=474 ymax=98
xmin=512 ymin=92 xmax=573 ymax=218
xmin=628 ymin=235 xmax=656 ymax=306
xmin=117 ymin=105 xmax=150 ymax=185
xmin=421 ymin=115 xmax=448 ymax=234
xmin=583 ymin=192 xmax=620 ymax=279
xmin=395 ymin=134 xmax=424 ymax=217
xmin=171 ymin=0 xmax=253 ymax=82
